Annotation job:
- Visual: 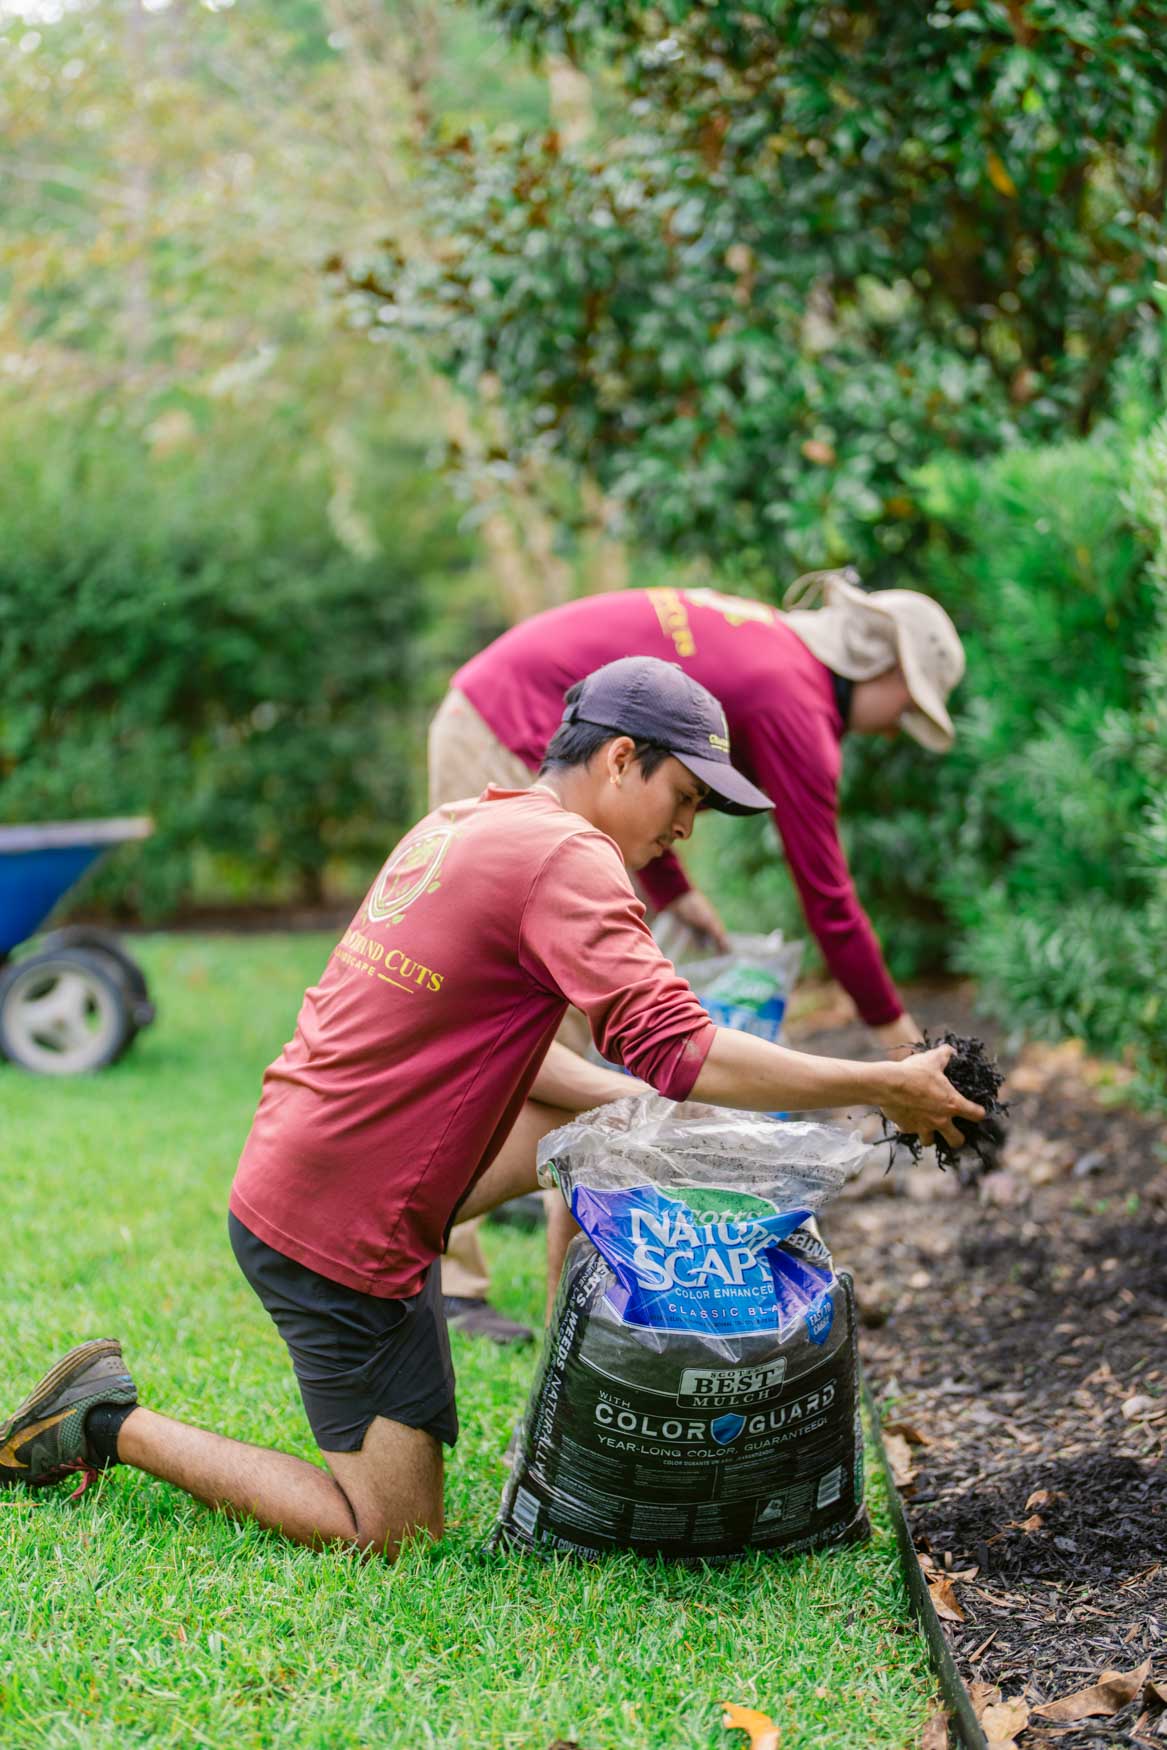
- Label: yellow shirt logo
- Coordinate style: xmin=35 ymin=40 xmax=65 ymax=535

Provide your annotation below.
xmin=367 ymin=827 xmax=451 ymax=925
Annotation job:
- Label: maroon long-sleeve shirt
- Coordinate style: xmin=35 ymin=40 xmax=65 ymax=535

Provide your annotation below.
xmin=454 ymin=586 xmax=903 ymax=1027
xmin=232 ymin=787 xmax=714 ymax=1296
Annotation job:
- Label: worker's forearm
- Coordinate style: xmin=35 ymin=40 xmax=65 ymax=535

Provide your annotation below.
xmin=530 ymin=1039 xmax=648 ymax=1112
xmin=691 ymin=1026 xmax=894 ymax=1113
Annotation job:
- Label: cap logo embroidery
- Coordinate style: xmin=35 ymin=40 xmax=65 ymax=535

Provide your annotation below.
xmin=708 ymin=732 xmax=730 ymax=752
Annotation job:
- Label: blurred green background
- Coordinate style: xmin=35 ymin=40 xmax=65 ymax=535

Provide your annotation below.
xmin=1 ymin=0 xmax=1164 ymax=1093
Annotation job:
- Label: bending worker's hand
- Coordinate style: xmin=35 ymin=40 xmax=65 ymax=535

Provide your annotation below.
xmin=871 ymin=1012 xmax=923 ymax=1058
xmin=877 ymin=1044 xmax=984 ymax=1149
xmin=667 ymin=888 xmax=731 ymax=952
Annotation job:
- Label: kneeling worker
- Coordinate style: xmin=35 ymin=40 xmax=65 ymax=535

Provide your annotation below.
xmin=1 ymin=659 xmax=982 ymax=1560
xmin=437 ymin=569 xmax=967 ymax=1339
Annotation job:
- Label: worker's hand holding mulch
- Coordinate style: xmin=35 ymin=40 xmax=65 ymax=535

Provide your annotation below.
xmin=888 ymin=1031 xmax=1008 ymax=1170
xmin=878 ymin=1043 xmax=986 ymax=1148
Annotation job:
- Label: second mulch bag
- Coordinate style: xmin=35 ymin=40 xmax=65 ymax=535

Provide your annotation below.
xmin=493 ymin=1094 xmax=870 ymax=1563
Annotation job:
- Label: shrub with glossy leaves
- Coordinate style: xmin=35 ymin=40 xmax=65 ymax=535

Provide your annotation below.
xmin=355 ymin=0 xmax=1167 ymax=574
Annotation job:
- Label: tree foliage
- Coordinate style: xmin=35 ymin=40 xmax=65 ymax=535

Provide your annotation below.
xmin=356 ymin=0 xmax=1167 ymax=573
xmin=0 ymin=402 xmax=474 ymax=914
xmin=0 ymin=0 xmax=521 ymax=911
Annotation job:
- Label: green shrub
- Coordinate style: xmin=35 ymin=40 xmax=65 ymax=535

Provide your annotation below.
xmin=360 ymin=0 xmax=1167 ymax=577
xmin=848 ymin=433 xmax=1165 ymax=1100
xmin=849 ymin=439 xmax=1156 ymax=964
xmin=916 ymin=439 xmax=1163 ymax=1098
xmin=692 ymin=431 xmax=1164 ymax=1099
xmin=0 ymin=402 xmax=473 ymax=917
xmin=1119 ymin=417 xmax=1167 ymax=1093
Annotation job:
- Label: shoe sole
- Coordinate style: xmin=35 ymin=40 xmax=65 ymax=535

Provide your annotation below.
xmin=0 ymin=1338 xmax=125 ymax=1439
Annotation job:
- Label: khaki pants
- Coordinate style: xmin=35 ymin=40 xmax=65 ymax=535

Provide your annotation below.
xmin=429 ymin=689 xmax=589 ymax=1300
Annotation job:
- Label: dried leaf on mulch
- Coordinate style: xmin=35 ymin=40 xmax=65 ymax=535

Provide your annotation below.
xmin=927 ymin=1574 xmax=965 ymax=1622
xmin=968 ymin=1683 xmax=1030 ymax=1748
xmin=980 ymin=1696 xmax=1030 ymax=1748
xmin=917 ymin=1709 xmax=948 ymax=1749
xmin=1024 ymin=1488 xmax=1064 ymax=1511
xmin=1122 ymin=1393 xmax=1163 ymax=1421
xmin=970 ymin=1681 xmax=1002 ymax=1718
xmin=968 ymin=1629 xmax=999 ymax=1663
xmin=1134 ymin=1679 xmax=1167 ymax=1742
xmin=1034 ymin=1657 xmax=1152 ymax=1721
xmin=883 ymin=1417 xmax=932 ymax=1447
xmin=884 ymin=1429 xmax=917 ymax=1489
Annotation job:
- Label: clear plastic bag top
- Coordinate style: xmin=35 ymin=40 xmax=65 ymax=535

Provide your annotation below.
xmin=538 ymin=1094 xmax=867 ymax=1339
xmin=677 ymin=931 xmax=803 ymax=1044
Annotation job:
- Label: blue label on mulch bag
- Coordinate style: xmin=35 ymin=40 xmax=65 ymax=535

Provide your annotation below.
xmin=570 ymin=1182 xmax=832 ymax=1337
xmin=805 ymin=1295 xmax=834 ymax=1345
xmin=702 ymin=994 xmax=787 ymax=1044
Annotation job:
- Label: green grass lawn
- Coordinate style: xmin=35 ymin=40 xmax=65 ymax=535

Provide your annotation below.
xmin=2 ymin=935 xmax=938 ymax=1749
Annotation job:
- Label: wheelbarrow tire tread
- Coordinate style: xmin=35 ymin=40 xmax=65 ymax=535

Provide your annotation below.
xmin=36 ymin=927 xmax=151 ymax=1007
xmin=0 ymin=948 xmax=136 ymax=1075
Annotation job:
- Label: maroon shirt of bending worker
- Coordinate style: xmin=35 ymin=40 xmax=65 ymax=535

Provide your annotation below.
xmin=453 ymin=573 xmax=966 ymax=1036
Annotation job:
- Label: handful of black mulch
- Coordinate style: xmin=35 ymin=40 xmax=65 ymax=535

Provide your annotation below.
xmin=887 ymin=1031 xmax=1008 ymax=1175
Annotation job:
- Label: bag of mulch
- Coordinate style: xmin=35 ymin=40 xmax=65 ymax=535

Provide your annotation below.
xmin=492 ymin=1094 xmax=870 ymax=1564
xmin=677 ymin=931 xmax=804 ymax=1045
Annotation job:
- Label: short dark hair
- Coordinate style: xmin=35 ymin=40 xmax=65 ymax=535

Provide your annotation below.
xmin=539 ymin=681 xmax=674 ymax=779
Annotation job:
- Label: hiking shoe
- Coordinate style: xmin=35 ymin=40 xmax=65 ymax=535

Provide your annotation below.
xmin=442 ymin=1297 xmax=534 ymax=1346
xmin=0 ymin=1338 xmax=137 ymax=1497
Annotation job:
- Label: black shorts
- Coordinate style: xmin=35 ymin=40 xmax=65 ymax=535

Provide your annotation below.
xmin=228 ymin=1212 xmax=458 ymax=1452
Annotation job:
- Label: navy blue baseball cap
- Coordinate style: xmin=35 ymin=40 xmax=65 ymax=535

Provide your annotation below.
xmin=561 ymin=656 xmax=772 ymax=816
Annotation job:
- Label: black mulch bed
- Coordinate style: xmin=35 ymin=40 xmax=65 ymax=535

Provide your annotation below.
xmin=786 ymin=983 xmax=1167 ymax=1749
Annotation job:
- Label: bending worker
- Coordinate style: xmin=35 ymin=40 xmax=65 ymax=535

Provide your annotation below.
xmin=436 ymin=569 xmax=966 ymax=1341
xmin=2 ymin=659 xmax=983 ymax=1560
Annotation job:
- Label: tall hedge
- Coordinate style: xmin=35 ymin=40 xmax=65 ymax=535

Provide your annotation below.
xmin=0 ymin=405 xmax=473 ymax=916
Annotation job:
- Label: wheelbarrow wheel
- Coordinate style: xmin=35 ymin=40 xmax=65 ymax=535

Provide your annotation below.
xmin=36 ymin=926 xmax=155 ymax=1029
xmin=0 ymin=948 xmax=136 ymax=1075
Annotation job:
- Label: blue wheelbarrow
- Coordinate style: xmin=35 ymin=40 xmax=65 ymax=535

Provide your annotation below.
xmin=0 ymin=818 xmax=156 ymax=1075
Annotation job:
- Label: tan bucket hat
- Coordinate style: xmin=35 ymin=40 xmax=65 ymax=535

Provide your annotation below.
xmin=781 ymin=569 xmax=966 ymax=752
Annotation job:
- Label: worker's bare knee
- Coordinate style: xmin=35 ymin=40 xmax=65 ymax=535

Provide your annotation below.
xmin=355 ymin=1507 xmax=442 ymax=1561
xmin=326 ymin=1416 xmax=444 ymax=1561
xmin=356 ymin=1524 xmax=400 ymax=1563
